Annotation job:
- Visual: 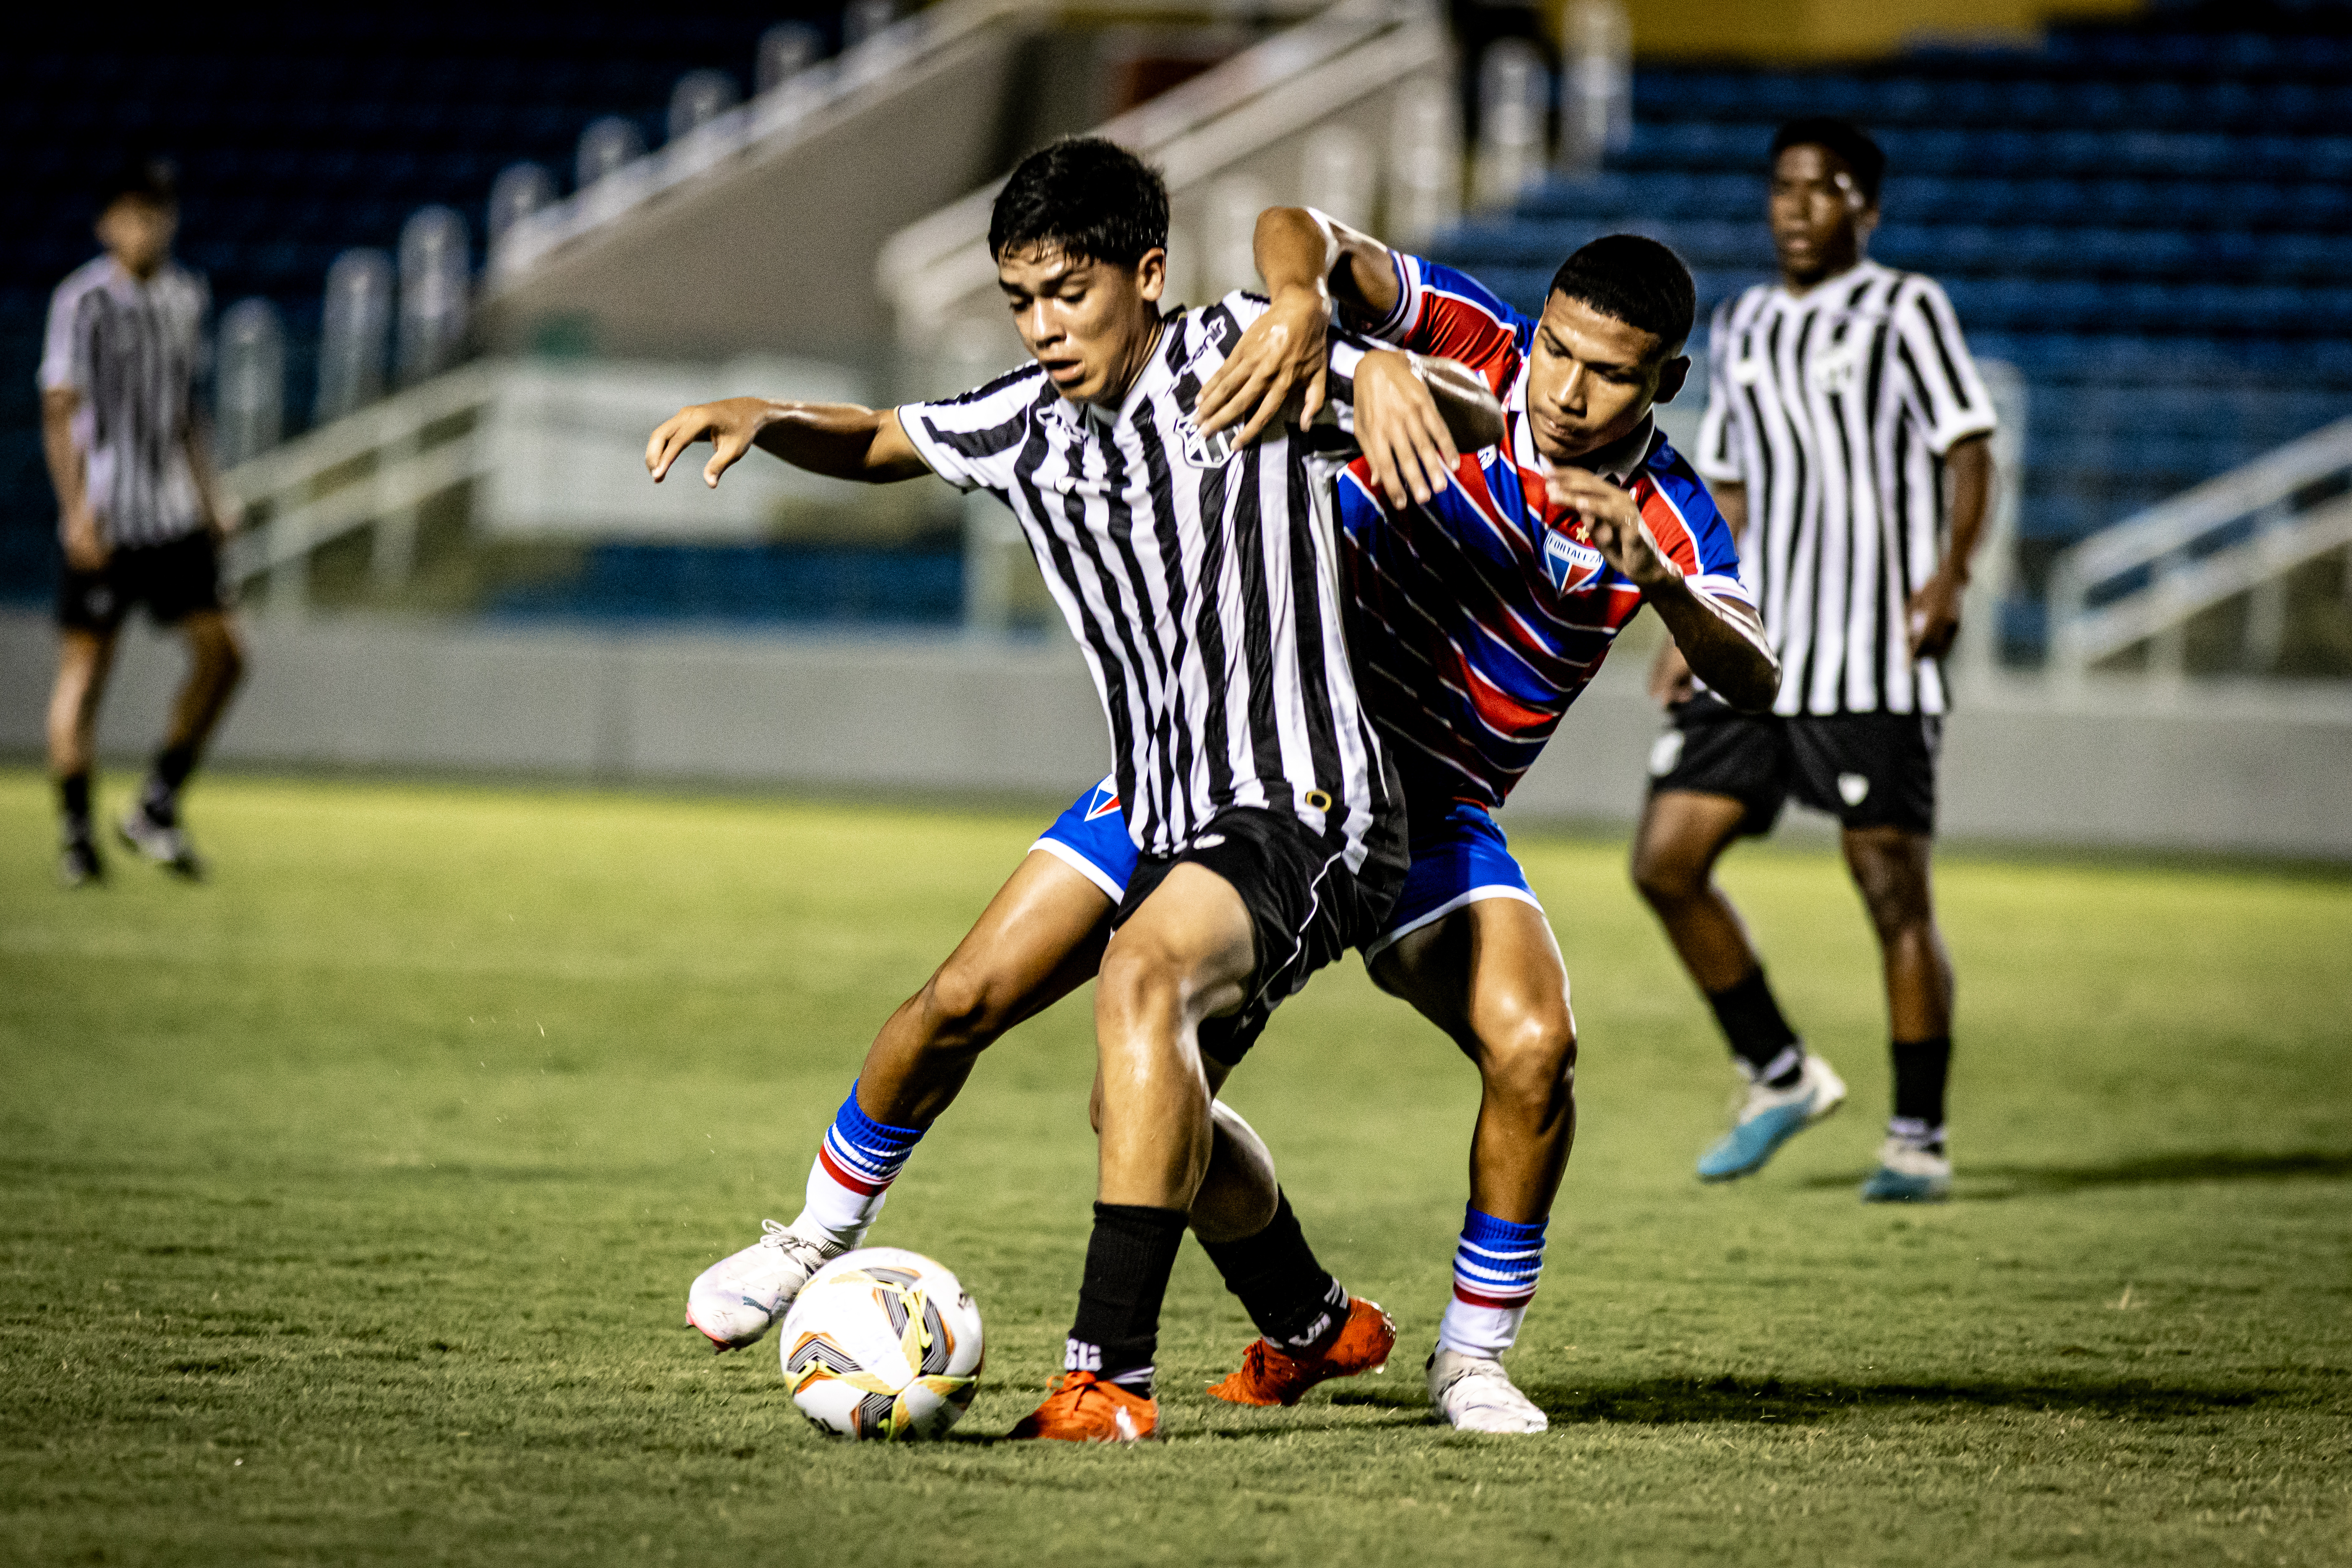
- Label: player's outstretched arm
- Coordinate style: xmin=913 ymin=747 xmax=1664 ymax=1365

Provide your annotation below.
xmin=645 ymin=397 xmax=932 ymax=489
xmin=1195 ymin=206 xmax=1408 ymax=448
xmin=1547 ymin=466 xmax=1780 ymax=712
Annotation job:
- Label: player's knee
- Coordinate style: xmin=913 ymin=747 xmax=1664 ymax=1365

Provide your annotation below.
xmin=1481 ymin=1003 xmax=1577 ymax=1111
xmin=1095 ymin=930 xmax=1187 ymax=1024
xmin=1631 ymin=842 xmax=1702 ymax=908
xmin=921 ymin=957 xmax=1017 ymax=1050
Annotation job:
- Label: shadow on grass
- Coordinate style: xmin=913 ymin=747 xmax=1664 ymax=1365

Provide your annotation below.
xmin=1800 ymin=1148 xmax=2352 ymax=1200
xmin=1332 ymin=1373 xmax=2273 ymax=1426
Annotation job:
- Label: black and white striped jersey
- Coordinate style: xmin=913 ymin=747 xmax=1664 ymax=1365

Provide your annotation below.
xmin=1694 ymin=259 xmax=1996 ymax=716
xmin=39 ymin=255 xmax=211 ymax=550
xmin=899 ymin=293 xmax=1403 ymax=874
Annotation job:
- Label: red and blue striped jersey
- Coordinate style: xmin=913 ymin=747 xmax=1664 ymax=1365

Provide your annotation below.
xmin=1341 ymin=252 xmax=1754 ymax=810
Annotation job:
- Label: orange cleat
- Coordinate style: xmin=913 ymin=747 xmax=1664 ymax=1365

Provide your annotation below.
xmin=1006 ymin=1371 xmax=1160 ymax=1443
xmin=1206 ymin=1296 xmax=1396 ymax=1407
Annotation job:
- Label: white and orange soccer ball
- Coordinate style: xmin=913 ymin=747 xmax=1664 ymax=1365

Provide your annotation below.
xmin=779 ymin=1247 xmax=983 ymax=1441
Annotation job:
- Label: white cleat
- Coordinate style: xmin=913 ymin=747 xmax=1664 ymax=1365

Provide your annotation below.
xmin=1861 ymin=1137 xmax=1954 ymax=1203
xmin=685 ymin=1219 xmax=842 ymax=1352
xmin=1427 ymin=1348 xmax=1548 ymax=1434
xmin=117 ymin=808 xmax=202 ymax=879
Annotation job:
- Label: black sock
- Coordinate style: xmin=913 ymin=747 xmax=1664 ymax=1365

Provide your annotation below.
xmin=141 ymin=743 xmax=199 ymax=826
xmin=1199 ymin=1190 xmax=1348 ymax=1354
xmin=1707 ymin=966 xmax=1805 ymax=1087
xmin=57 ymin=772 xmax=93 ymax=841
xmin=1066 ymin=1203 xmax=1187 ymax=1393
xmin=1889 ymin=1036 xmax=1952 ymax=1148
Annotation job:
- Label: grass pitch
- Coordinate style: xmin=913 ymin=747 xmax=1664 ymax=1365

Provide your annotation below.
xmin=3 ymin=770 xmax=2348 ymax=1567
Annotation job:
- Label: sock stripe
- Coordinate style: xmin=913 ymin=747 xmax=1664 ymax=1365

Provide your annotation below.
xmin=1452 ymin=1205 xmax=1546 ymax=1308
xmin=818 ymin=1083 xmax=923 ymax=1192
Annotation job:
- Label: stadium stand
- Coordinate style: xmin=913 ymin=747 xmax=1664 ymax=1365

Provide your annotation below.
xmin=1432 ymin=4 xmax=2352 ymax=658
xmin=0 ymin=4 xmax=844 ymax=607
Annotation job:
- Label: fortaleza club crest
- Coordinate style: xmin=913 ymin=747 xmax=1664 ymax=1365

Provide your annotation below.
xmin=1542 ymin=525 xmax=1605 ymax=594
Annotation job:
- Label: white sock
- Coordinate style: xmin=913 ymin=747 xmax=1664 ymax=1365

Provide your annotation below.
xmin=789 ymin=1082 xmax=923 ymax=1249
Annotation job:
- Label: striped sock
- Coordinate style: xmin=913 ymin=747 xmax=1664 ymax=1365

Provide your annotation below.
xmin=1436 ymin=1207 xmax=1547 ymax=1358
xmin=793 ymin=1083 xmax=924 ymax=1248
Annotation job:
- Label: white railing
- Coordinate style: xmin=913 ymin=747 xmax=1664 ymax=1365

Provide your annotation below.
xmin=486 ymin=0 xmax=1338 ymax=289
xmin=221 ymin=364 xmax=500 ymax=612
xmin=2048 ymin=417 xmax=2352 ymax=678
xmin=880 ymin=0 xmax=1448 ymax=341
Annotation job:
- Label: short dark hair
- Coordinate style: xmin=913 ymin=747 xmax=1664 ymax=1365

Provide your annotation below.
xmin=98 ymin=154 xmax=179 ymax=213
xmin=1547 ymin=235 xmax=1696 ymax=356
xmin=988 ymin=137 xmax=1168 ymax=268
xmin=1769 ymin=117 xmax=1885 ymax=204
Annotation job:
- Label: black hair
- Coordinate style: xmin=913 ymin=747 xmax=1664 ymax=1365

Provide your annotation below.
xmin=988 ymin=137 xmax=1168 ymax=268
xmin=1769 ymin=117 xmax=1885 ymax=204
xmin=98 ymin=154 xmax=178 ymax=213
xmin=1547 ymin=235 xmax=1696 ymax=356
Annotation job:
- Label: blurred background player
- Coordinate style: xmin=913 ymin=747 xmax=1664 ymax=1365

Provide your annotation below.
xmin=39 ymin=157 xmax=244 ymax=886
xmin=1631 ymin=118 xmax=1996 ymax=1203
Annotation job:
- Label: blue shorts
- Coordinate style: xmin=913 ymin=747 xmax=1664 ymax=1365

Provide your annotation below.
xmin=1032 ymin=778 xmax=1539 ymax=959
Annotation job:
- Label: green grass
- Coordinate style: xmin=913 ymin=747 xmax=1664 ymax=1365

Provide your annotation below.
xmin=3 ymin=770 xmax=2348 ymax=1567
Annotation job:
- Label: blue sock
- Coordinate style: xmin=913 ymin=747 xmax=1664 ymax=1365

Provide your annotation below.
xmin=1437 ymin=1207 xmax=1547 ymax=1357
xmin=796 ymin=1082 xmax=924 ymax=1246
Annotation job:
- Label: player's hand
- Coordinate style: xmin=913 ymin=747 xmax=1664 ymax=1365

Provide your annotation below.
xmin=1356 ymin=350 xmax=1459 ymax=508
xmin=646 ymin=398 xmax=771 ymax=489
xmin=1545 ymin=465 xmax=1678 ymax=590
xmin=1647 ymin=640 xmax=1695 ymax=706
xmin=61 ymin=505 xmax=108 ymax=571
xmin=1907 ymin=570 xmax=1964 ymax=658
xmin=1194 ymin=285 xmax=1328 ymax=448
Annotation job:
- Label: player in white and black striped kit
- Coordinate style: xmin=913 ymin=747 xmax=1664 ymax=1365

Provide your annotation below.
xmin=646 ymin=139 xmax=1500 ymax=1440
xmin=1632 ymin=119 xmax=1996 ymax=1202
xmin=40 ymin=157 xmax=245 ymax=886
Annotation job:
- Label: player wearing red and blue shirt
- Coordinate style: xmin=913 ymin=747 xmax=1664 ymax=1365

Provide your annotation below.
xmin=1028 ymin=212 xmax=1777 ymax=1428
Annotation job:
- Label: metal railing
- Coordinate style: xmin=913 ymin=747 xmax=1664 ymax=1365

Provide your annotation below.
xmin=220 ymin=364 xmax=499 ymax=613
xmin=2047 ymin=416 xmax=2352 ymax=678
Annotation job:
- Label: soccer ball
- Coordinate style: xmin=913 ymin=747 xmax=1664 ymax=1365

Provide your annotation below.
xmin=779 ymin=1247 xmax=983 ymax=1441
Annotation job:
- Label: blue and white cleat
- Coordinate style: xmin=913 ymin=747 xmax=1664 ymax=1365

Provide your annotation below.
xmin=685 ymin=1219 xmax=844 ymax=1352
xmin=1861 ymin=1137 xmax=1952 ymax=1203
xmin=1696 ymin=1053 xmax=1847 ymax=1182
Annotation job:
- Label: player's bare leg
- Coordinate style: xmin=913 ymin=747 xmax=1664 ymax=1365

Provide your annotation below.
xmin=856 ymin=850 xmax=1113 ymax=1127
xmin=47 ymin=627 xmax=117 ymax=886
xmin=686 ymin=849 xmax=1110 ymax=1351
xmin=1842 ymin=826 xmax=1955 ymax=1201
xmin=119 ymin=609 xmax=246 ymax=878
xmin=1369 ymin=897 xmax=1573 ymax=1432
xmin=1633 ymin=788 xmax=1846 ymax=1180
xmin=1009 ymin=865 xmax=1255 ymax=1441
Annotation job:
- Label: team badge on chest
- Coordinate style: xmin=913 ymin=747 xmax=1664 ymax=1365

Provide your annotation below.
xmin=1174 ymin=416 xmax=1237 ymax=470
xmin=1542 ymin=526 xmax=1605 ymax=595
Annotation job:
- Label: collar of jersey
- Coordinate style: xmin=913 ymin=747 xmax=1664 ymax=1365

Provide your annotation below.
xmin=1769 ymin=256 xmax=1889 ymax=312
xmin=1508 ymin=394 xmax=1655 ymax=491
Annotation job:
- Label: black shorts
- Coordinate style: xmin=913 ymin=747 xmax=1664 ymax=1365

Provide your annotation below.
xmin=1113 ymin=807 xmax=1405 ymax=1066
xmin=1646 ymin=695 xmax=1941 ymax=837
xmin=57 ymin=531 xmax=224 ymax=634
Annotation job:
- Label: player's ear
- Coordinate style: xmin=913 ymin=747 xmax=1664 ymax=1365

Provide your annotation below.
xmin=1655 ymin=354 xmax=1691 ymax=405
xmin=1135 ymin=247 xmax=1167 ymax=305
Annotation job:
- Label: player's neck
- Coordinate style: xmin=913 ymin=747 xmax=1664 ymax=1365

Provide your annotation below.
xmin=110 ymin=251 xmax=167 ymax=284
xmin=1085 ymin=316 xmax=1166 ymax=412
xmin=1779 ymin=246 xmax=1869 ymax=299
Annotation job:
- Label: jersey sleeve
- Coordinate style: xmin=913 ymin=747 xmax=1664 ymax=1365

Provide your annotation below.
xmin=1636 ymin=464 xmax=1754 ymax=612
xmin=1891 ymin=275 xmax=1997 ymax=456
xmin=1690 ymin=300 xmax=1745 ymax=485
xmin=37 ymin=276 xmax=89 ymax=394
xmin=896 ymin=365 xmax=1047 ymax=494
xmin=1354 ymin=252 xmax=1525 ymax=396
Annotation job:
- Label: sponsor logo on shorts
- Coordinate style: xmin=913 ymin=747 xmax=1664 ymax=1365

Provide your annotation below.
xmin=1648 ymin=730 xmax=1685 ymax=778
xmin=1192 ymin=833 xmax=1226 ymax=849
xmin=1838 ymin=772 xmax=1871 ymax=806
